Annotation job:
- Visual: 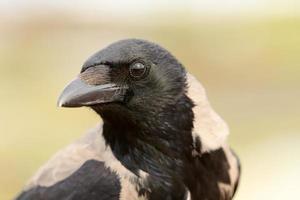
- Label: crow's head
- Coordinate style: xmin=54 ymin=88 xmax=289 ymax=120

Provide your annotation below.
xmin=58 ymin=39 xmax=190 ymax=125
xmin=58 ymin=39 xmax=195 ymax=187
xmin=57 ymin=39 xmax=229 ymax=193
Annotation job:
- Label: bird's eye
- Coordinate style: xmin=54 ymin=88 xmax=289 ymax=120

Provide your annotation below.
xmin=129 ymin=62 xmax=147 ymax=79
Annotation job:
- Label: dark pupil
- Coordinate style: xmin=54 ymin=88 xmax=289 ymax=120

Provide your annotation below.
xmin=130 ymin=63 xmax=145 ymax=77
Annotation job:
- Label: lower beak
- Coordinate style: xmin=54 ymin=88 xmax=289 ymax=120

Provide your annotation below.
xmin=57 ymin=78 xmax=126 ymax=107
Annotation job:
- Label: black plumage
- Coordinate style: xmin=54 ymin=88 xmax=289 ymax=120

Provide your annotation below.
xmin=17 ymin=160 xmax=121 ymax=200
xmin=16 ymin=39 xmax=240 ymax=200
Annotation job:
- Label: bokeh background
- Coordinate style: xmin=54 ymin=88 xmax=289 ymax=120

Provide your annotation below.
xmin=1 ymin=0 xmax=299 ymax=199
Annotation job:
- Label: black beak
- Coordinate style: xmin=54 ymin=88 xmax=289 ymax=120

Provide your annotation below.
xmin=57 ymin=77 xmax=127 ymax=107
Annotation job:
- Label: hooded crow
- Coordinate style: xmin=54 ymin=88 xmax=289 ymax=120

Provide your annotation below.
xmin=16 ymin=39 xmax=240 ymax=200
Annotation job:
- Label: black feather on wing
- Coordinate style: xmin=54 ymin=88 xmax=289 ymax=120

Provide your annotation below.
xmin=16 ymin=160 xmax=121 ymax=200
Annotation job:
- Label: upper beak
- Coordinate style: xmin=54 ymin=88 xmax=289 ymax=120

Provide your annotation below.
xmin=57 ymin=77 xmax=126 ymax=107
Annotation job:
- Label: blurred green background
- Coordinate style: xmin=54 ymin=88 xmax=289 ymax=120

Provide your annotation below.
xmin=0 ymin=1 xmax=299 ymax=199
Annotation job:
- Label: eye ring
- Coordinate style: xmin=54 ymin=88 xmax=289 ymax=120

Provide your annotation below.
xmin=129 ymin=61 xmax=148 ymax=79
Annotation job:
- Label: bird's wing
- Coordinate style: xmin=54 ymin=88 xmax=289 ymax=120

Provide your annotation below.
xmin=187 ymin=73 xmax=229 ymax=153
xmin=219 ymin=145 xmax=241 ymax=199
xmin=16 ymin=160 xmax=121 ymax=200
xmin=15 ymin=124 xmax=143 ymax=200
xmin=186 ymin=73 xmax=240 ymax=199
xmin=185 ymin=145 xmax=240 ymax=200
xmin=23 ymin=124 xmax=107 ymax=190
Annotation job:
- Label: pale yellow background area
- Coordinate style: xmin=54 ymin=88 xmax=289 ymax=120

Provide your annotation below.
xmin=0 ymin=1 xmax=299 ymax=199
